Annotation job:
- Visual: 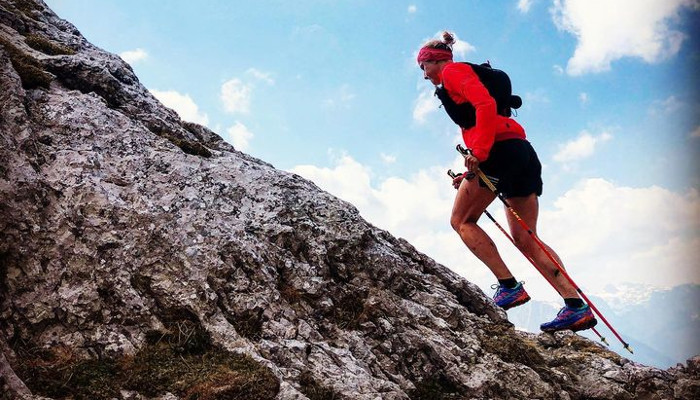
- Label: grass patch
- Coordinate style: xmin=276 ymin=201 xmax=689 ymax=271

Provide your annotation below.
xmin=560 ymin=334 xmax=622 ymax=363
xmin=0 ymin=37 xmax=52 ymax=89
xmin=25 ymin=34 xmax=76 ymax=56
xmin=14 ymin=320 xmax=279 ymax=400
xmin=478 ymin=324 xmax=546 ymax=368
xmin=231 ymin=308 xmax=265 ymax=341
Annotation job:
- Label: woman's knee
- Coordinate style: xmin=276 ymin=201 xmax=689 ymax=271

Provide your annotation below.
xmin=450 ymin=213 xmax=479 ymax=232
xmin=450 ymin=215 xmax=463 ymax=232
xmin=512 ymin=233 xmax=532 ymax=252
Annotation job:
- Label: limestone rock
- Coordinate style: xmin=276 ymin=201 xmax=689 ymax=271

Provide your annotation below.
xmin=0 ymin=1 xmax=698 ymax=399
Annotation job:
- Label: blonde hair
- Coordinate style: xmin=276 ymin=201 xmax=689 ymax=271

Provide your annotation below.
xmin=421 ymin=31 xmax=456 ymax=52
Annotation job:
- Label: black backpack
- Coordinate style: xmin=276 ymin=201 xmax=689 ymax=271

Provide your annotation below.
xmin=434 ymin=62 xmax=522 ymax=129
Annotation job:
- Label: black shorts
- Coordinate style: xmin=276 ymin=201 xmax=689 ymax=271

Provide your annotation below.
xmin=478 ymin=139 xmax=543 ymax=198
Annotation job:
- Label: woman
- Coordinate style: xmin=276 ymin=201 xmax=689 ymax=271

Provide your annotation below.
xmin=417 ymin=32 xmax=596 ymax=333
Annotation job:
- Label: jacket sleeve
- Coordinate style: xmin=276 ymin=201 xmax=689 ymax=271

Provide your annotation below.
xmin=443 ymin=65 xmax=497 ymax=162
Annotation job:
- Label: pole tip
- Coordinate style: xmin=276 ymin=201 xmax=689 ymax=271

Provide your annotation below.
xmin=600 ymin=337 xmax=609 ymax=347
xmin=624 ymin=344 xmax=634 ymax=354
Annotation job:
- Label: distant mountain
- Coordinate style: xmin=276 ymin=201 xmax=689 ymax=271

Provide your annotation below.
xmin=507 ymin=284 xmax=700 ymax=369
xmin=593 ymin=282 xmax=663 ymax=312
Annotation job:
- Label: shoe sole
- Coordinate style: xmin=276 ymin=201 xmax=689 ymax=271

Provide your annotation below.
xmin=541 ymin=316 xmax=598 ymax=333
xmin=501 ymin=295 xmax=531 ymax=310
xmin=571 ymin=317 xmax=598 ymax=332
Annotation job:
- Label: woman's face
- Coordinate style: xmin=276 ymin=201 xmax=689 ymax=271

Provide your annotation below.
xmin=420 ymin=61 xmax=442 ymax=85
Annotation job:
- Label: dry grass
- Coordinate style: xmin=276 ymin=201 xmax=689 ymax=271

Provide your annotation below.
xmin=24 ymin=34 xmax=75 ymax=56
xmin=13 ymin=319 xmax=280 ymax=399
xmin=0 ymin=36 xmax=52 ymax=89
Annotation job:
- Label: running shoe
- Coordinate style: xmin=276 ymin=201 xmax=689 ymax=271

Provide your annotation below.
xmin=540 ymin=304 xmax=598 ymax=332
xmin=492 ymin=281 xmax=530 ymax=310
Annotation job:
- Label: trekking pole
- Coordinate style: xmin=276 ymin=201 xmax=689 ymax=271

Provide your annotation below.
xmin=455 ymin=144 xmax=632 ymax=353
xmin=447 ymin=169 xmax=609 ymax=346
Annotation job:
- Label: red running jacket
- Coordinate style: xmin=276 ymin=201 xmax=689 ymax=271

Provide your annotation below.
xmin=441 ymin=62 xmax=526 ymax=162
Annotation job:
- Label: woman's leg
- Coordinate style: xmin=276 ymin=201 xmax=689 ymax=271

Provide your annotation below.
xmin=505 ymin=194 xmax=579 ymax=299
xmin=450 ymin=176 xmax=512 ymax=279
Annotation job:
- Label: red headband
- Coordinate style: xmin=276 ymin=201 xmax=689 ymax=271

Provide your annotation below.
xmin=417 ymin=47 xmax=453 ymax=64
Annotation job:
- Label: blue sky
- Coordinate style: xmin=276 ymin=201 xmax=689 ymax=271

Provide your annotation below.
xmin=44 ymin=0 xmax=699 ymax=306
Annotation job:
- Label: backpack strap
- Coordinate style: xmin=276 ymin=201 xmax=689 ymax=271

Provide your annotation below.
xmin=435 ymin=62 xmax=522 ymax=128
xmin=435 ymin=85 xmax=477 ymax=129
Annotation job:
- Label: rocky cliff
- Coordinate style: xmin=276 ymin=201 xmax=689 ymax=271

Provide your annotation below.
xmin=0 ymin=1 xmax=698 ymax=399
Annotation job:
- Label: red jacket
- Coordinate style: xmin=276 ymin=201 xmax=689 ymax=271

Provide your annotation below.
xmin=441 ymin=62 xmax=525 ymax=162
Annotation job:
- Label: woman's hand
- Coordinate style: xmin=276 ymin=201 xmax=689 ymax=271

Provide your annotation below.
xmin=452 ymin=173 xmax=465 ymax=189
xmin=464 ymin=154 xmax=480 ymax=172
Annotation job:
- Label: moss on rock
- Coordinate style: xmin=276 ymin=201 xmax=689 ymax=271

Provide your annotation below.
xmin=25 ymin=33 xmax=76 ymax=55
xmin=13 ymin=319 xmax=280 ymax=399
xmin=478 ymin=323 xmax=546 ymax=368
xmin=0 ymin=37 xmax=52 ymax=89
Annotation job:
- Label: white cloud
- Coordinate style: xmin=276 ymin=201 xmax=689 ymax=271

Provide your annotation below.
xmin=650 ymin=95 xmax=684 ymax=116
xmin=323 ymin=84 xmax=356 ymax=109
xmin=414 ymin=32 xmax=476 ymax=62
xmin=221 ymin=78 xmax=252 ymax=114
xmin=553 ymin=64 xmax=565 ymax=75
xmin=550 ymin=0 xmax=697 ymax=75
xmin=225 ymin=121 xmax=254 ymax=151
xmin=522 ymin=89 xmax=551 ymax=111
xmin=413 ymin=88 xmax=440 ymax=123
xmin=408 ymin=5 xmax=417 ymax=13
xmin=289 ymin=155 xmax=700 ymax=303
xmin=518 ymin=0 xmax=535 ymax=13
xmin=691 ymin=126 xmax=700 ymax=138
xmin=150 ymin=89 xmax=209 ymax=126
xmin=119 ymin=48 xmax=148 ymax=64
xmin=451 ymin=35 xmax=476 ymax=59
xmin=541 ymin=179 xmax=700 ymax=291
xmin=381 ymin=153 xmax=397 ymax=164
xmin=246 ymin=68 xmax=275 ymax=85
xmin=553 ymin=130 xmax=612 ymax=163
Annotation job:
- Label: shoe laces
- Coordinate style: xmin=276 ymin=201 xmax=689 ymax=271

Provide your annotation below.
xmin=556 ymin=304 xmax=586 ymax=318
xmin=491 ymin=281 xmax=524 ymax=291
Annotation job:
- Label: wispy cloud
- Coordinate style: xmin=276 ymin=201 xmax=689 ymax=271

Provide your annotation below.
xmin=225 ymin=121 xmax=254 ymax=151
xmin=650 ymin=95 xmax=684 ymax=116
xmin=150 ymin=89 xmax=209 ymax=126
xmin=408 ymin=5 xmax=417 ymax=14
xmin=323 ymin=84 xmax=356 ymax=109
xmin=246 ymin=68 xmax=275 ymax=85
xmin=412 ymin=88 xmax=439 ymax=123
xmin=517 ymin=0 xmax=535 ymax=13
xmin=381 ymin=153 xmax=397 ymax=164
xmin=553 ymin=130 xmax=612 ymax=163
xmin=523 ymin=89 xmax=551 ymax=110
xmin=221 ymin=78 xmax=252 ymax=114
xmin=550 ymin=0 xmax=696 ymax=75
xmin=119 ymin=48 xmax=148 ymax=64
